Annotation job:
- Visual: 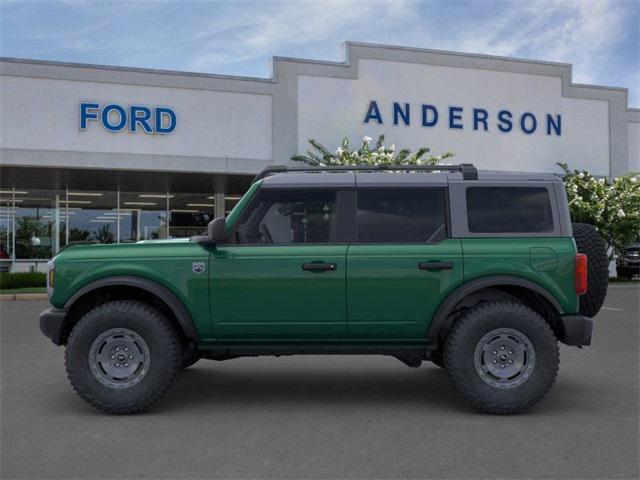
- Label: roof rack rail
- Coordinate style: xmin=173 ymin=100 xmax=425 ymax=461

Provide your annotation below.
xmin=252 ymin=163 xmax=478 ymax=183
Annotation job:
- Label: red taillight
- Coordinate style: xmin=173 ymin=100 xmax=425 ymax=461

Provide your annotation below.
xmin=575 ymin=253 xmax=588 ymax=295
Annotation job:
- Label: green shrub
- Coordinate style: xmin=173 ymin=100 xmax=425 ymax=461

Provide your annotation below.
xmin=0 ymin=272 xmax=46 ymax=290
xmin=292 ymin=134 xmax=453 ymax=166
xmin=558 ymin=163 xmax=640 ymax=259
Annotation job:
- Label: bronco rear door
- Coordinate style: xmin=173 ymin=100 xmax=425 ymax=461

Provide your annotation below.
xmin=346 ymin=179 xmax=463 ymax=340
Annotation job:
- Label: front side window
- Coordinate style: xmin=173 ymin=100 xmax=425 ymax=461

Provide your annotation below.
xmin=356 ymin=189 xmax=447 ymax=243
xmin=466 ymin=187 xmax=554 ymax=233
xmin=235 ymin=190 xmax=336 ymax=244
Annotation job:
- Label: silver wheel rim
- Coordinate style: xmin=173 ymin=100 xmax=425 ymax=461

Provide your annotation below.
xmin=88 ymin=328 xmax=151 ymax=389
xmin=473 ymin=328 xmax=536 ymax=389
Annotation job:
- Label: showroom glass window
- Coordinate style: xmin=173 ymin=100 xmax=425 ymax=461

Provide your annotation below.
xmin=169 ymin=192 xmax=216 ymax=238
xmin=13 ymin=189 xmax=67 ymax=259
xmin=0 ymin=187 xmax=243 ymax=263
xmin=356 ymin=189 xmax=447 ymax=243
xmin=66 ymin=190 xmax=118 ymax=244
xmin=119 ymin=191 xmax=169 ymax=241
xmin=235 ymin=190 xmax=337 ymax=244
xmin=0 ymin=192 xmax=15 ymax=263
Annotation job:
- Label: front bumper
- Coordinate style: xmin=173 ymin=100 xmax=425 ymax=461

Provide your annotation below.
xmin=558 ymin=315 xmax=593 ymax=346
xmin=39 ymin=307 xmax=68 ymax=346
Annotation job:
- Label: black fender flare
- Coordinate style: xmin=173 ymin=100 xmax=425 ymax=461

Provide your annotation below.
xmin=426 ymin=275 xmax=564 ymax=342
xmin=64 ymin=275 xmax=199 ymax=341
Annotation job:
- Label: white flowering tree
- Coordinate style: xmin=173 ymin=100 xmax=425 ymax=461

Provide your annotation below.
xmin=558 ymin=162 xmax=640 ymax=260
xmin=291 ymin=135 xmax=454 ymax=166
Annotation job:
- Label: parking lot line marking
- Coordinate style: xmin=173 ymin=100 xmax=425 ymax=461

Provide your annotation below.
xmin=602 ymin=306 xmax=622 ymax=311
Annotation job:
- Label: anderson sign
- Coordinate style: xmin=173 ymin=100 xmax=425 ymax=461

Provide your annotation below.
xmin=363 ymin=100 xmax=562 ymax=136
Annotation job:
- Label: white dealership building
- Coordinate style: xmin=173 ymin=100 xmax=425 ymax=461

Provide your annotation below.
xmin=0 ymin=42 xmax=638 ymax=267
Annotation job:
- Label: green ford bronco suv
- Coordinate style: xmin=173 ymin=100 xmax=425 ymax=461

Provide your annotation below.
xmin=40 ymin=164 xmax=609 ymax=415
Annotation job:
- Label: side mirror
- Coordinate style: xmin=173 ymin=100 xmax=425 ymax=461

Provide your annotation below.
xmin=208 ymin=217 xmax=228 ymax=243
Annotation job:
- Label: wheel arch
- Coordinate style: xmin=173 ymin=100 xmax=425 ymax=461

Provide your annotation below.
xmin=426 ymin=275 xmax=564 ymax=343
xmin=62 ymin=276 xmax=199 ymax=344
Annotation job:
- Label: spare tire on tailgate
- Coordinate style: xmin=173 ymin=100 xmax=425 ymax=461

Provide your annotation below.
xmin=572 ymin=223 xmax=608 ymax=317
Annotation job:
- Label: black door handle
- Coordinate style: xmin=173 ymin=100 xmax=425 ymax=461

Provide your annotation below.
xmin=418 ymin=262 xmax=453 ymax=270
xmin=302 ymin=262 xmax=337 ymax=272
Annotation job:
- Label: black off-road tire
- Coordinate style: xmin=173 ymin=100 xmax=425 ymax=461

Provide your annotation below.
xmin=180 ymin=348 xmax=200 ymax=370
xmin=572 ymin=223 xmax=609 ymax=317
xmin=444 ymin=301 xmax=559 ymax=414
xmin=65 ymin=300 xmax=181 ymax=414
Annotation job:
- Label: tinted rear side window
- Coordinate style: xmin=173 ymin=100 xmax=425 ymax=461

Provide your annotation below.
xmin=356 ymin=189 xmax=446 ymax=243
xmin=466 ymin=187 xmax=553 ymax=233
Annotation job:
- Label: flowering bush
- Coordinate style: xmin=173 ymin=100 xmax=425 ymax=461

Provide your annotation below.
xmin=292 ymin=135 xmax=454 ymax=166
xmin=558 ymin=162 xmax=640 ymax=259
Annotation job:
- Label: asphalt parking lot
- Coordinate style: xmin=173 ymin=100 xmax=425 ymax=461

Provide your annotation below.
xmin=1 ymin=287 xmax=638 ymax=479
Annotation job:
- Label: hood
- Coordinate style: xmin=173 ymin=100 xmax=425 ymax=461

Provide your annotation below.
xmin=54 ymin=237 xmax=194 ymax=262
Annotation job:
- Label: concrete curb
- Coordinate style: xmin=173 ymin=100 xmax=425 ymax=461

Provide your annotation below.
xmin=0 ymin=293 xmax=48 ymax=301
xmin=607 ymin=283 xmax=640 ymax=289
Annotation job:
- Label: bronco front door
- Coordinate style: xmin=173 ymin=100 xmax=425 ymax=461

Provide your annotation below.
xmin=210 ymin=188 xmax=348 ymax=340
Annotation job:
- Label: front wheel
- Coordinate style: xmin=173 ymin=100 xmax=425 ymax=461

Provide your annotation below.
xmin=444 ymin=301 xmax=559 ymax=414
xmin=65 ymin=300 xmax=181 ymax=414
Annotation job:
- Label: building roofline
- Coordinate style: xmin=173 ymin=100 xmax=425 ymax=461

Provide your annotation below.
xmin=1 ymin=41 xmax=637 ymax=112
xmin=344 ymin=41 xmax=574 ymax=69
xmin=0 ymin=56 xmax=274 ymax=84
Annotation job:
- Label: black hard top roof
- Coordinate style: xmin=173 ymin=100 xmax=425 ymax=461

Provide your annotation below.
xmin=257 ymin=164 xmax=561 ymax=188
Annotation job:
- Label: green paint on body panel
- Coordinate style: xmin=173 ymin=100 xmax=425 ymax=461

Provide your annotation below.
xmin=49 ymin=236 xmax=579 ymax=344
xmin=462 ymin=238 xmax=578 ymax=314
xmin=346 ymin=239 xmax=463 ymax=339
xmin=210 ymin=245 xmax=348 ymax=340
xmin=50 ymin=239 xmax=214 ymax=336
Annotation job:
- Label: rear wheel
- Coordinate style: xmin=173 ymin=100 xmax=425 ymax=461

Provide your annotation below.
xmin=444 ymin=301 xmax=559 ymax=414
xmin=572 ymin=222 xmax=609 ymax=317
xmin=65 ymin=300 xmax=181 ymax=414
